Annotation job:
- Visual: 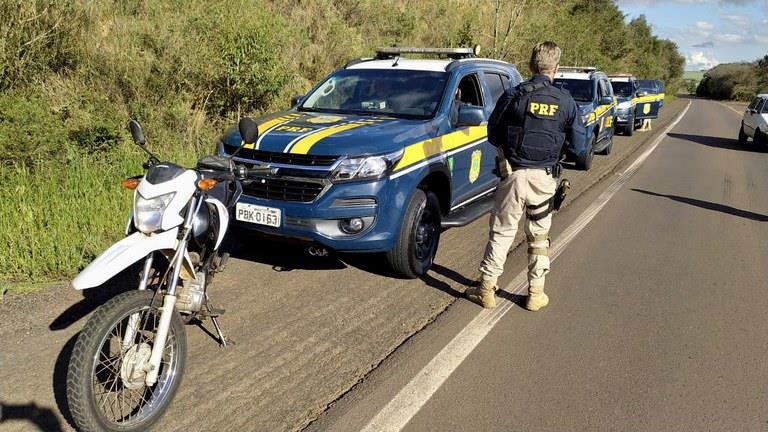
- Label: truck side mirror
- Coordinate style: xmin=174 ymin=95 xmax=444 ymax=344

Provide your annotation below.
xmin=291 ymin=95 xmax=304 ymax=107
xmin=457 ymin=106 xmax=486 ymax=127
xmin=238 ymin=118 xmax=259 ymax=145
xmin=636 ymin=91 xmax=648 ymax=98
xmin=599 ymin=96 xmax=613 ymax=106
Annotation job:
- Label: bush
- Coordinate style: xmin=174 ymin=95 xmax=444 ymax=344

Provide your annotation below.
xmin=0 ymin=0 xmax=89 ymax=90
xmin=0 ymin=90 xmax=69 ymax=167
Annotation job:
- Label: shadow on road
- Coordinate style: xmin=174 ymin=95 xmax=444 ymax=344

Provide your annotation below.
xmin=223 ymin=229 xmax=348 ymax=272
xmin=0 ymin=401 xmax=64 ymax=432
xmin=49 ymin=264 xmax=140 ymax=331
xmin=224 ymin=229 xmax=410 ymax=278
xmin=51 ymin=334 xmax=78 ymax=430
xmin=667 ymin=132 xmax=766 ymax=152
xmin=632 ymin=189 xmax=768 ymax=222
xmin=495 ymin=290 xmax=527 ymax=308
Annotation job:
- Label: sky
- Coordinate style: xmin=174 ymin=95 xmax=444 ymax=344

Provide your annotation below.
xmin=615 ymin=0 xmax=768 ymax=70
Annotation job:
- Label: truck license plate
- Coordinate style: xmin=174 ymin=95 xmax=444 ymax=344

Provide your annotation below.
xmin=235 ymin=203 xmax=281 ymax=228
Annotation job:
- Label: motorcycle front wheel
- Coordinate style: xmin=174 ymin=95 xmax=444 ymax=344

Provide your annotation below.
xmin=67 ymin=290 xmax=187 ymax=432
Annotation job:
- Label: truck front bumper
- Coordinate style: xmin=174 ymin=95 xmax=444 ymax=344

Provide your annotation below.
xmin=235 ymin=177 xmax=403 ymax=253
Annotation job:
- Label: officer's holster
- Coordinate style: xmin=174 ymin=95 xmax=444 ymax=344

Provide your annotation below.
xmin=495 ymin=146 xmax=512 ymax=179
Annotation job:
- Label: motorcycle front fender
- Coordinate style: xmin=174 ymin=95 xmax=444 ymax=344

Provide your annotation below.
xmin=72 ymin=228 xmax=194 ymax=290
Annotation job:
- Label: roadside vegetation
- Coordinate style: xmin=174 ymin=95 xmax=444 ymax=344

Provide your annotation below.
xmin=696 ymin=56 xmax=768 ymax=100
xmin=1 ymin=0 xmax=684 ymax=291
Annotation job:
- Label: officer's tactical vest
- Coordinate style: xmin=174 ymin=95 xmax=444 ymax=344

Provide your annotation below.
xmin=488 ymin=80 xmax=567 ymax=168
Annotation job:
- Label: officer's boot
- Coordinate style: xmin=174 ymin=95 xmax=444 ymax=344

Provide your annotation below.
xmin=525 ymin=284 xmax=549 ymax=311
xmin=465 ymin=278 xmax=497 ymax=308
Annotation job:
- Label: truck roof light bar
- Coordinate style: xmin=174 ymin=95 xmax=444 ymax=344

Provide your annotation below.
xmin=558 ymin=66 xmax=598 ymax=73
xmin=375 ymin=46 xmax=478 ymax=60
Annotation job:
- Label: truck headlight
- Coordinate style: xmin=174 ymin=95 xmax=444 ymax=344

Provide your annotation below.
xmin=332 ymin=150 xmax=403 ymax=182
xmin=617 ymin=101 xmax=633 ymax=110
xmin=134 ymin=192 xmax=175 ymax=233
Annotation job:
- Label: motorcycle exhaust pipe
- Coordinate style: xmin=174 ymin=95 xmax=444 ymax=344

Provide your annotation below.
xmin=308 ymin=246 xmax=329 ymax=257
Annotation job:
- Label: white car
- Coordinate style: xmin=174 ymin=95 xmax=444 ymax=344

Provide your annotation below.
xmin=739 ymin=94 xmax=768 ymax=147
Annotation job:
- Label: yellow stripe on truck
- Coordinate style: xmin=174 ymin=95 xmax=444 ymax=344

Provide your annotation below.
xmin=244 ymin=113 xmax=302 ymax=149
xmin=393 ymin=126 xmax=487 ymax=172
xmin=632 ymin=94 xmax=664 ymax=104
xmin=289 ymin=119 xmax=384 ymax=154
xmin=585 ymin=103 xmax=616 ymax=126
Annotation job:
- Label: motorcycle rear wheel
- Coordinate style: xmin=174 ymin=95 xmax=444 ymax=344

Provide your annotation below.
xmin=67 ymin=290 xmax=187 ymax=432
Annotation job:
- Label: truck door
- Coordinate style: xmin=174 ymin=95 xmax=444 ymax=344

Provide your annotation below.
xmin=449 ymin=73 xmax=494 ymax=206
xmin=634 ymin=80 xmax=661 ymax=120
xmin=597 ymin=79 xmax=615 ymax=141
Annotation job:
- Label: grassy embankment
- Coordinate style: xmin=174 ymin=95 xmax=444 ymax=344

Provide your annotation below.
xmin=1 ymin=0 xmax=685 ymax=294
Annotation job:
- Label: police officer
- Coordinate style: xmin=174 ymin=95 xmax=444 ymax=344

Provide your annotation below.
xmin=465 ymin=41 xmax=587 ymax=311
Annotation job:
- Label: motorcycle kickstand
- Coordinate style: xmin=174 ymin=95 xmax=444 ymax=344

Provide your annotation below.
xmin=204 ymin=293 xmax=230 ymax=348
xmin=211 ymin=315 xmax=228 ymax=348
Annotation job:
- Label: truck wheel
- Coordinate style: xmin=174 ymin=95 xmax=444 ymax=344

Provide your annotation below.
xmin=576 ymin=135 xmax=595 ymax=170
xmin=599 ymin=132 xmax=613 ymax=155
xmin=738 ymin=122 xmax=748 ymax=147
xmin=387 ymin=189 xmax=441 ymax=279
xmin=624 ymin=122 xmax=634 ymax=136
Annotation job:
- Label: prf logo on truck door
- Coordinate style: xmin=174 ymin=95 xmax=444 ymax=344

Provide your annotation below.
xmin=469 ymin=149 xmax=482 ymax=183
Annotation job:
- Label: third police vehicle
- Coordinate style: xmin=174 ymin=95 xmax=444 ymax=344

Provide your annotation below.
xmin=609 ymin=74 xmax=664 ymax=136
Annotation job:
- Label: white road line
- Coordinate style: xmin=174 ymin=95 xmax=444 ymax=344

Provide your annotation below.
xmin=359 ymin=101 xmax=693 ymax=432
xmin=718 ymin=101 xmax=744 ymax=117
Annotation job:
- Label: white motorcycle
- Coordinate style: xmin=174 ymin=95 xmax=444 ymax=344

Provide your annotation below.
xmin=66 ymin=118 xmax=270 ymax=432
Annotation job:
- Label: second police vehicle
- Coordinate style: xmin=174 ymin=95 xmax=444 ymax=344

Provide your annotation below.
xmin=217 ymin=47 xmax=523 ymax=278
xmin=553 ymin=66 xmax=617 ymax=170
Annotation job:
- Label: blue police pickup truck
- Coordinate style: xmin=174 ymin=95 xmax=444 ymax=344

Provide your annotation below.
xmin=609 ymin=75 xmax=664 ymax=136
xmin=553 ymin=67 xmax=616 ymax=170
xmin=218 ymin=47 xmax=522 ymax=278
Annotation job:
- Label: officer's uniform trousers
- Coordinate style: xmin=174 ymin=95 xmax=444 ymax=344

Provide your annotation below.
xmin=479 ymin=167 xmax=557 ymax=290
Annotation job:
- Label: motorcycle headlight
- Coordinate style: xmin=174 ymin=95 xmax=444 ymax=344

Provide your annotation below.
xmin=331 ymin=150 xmax=403 ymax=182
xmin=134 ymin=192 xmax=175 ymax=233
xmin=617 ymin=101 xmax=633 ymax=110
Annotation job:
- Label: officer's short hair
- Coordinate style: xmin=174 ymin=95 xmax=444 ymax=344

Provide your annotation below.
xmin=529 ymin=41 xmax=561 ymax=74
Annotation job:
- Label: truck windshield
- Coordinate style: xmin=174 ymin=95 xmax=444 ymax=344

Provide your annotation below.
xmin=299 ymin=69 xmax=448 ymax=119
xmin=611 ymin=81 xmax=634 ymax=97
xmin=553 ymin=79 xmax=593 ymax=102
xmin=637 ymin=80 xmax=658 ymax=93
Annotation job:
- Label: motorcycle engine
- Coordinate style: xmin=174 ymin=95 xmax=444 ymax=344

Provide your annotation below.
xmin=177 ymin=271 xmax=206 ymax=313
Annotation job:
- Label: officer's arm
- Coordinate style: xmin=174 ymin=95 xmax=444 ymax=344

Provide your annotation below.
xmin=564 ymin=99 xmax=587 ymax=156
xmin=486 ymin=89 xmax=514 ymax=148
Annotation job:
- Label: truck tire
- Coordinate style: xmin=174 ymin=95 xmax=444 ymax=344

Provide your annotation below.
xmin=576 ymin=135 xmax=595 ymax=170
xmin=387 ymin=189 xmax=441 ymax=279
xmin=624 ymin=121 xmax=634 ymax=136
xmin=599 ymin=132 xmax=613 ymax=155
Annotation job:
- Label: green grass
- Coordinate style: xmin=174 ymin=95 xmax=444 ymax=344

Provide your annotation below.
xmin=683 ymin=71 xmax=705 ymax=81
xmin=0 ymin=143 xmax=198 ymax=289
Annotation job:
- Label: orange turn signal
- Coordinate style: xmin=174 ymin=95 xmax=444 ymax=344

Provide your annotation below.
xmin=197 ymin=178 xmax=218 ymax=191
xmin=121 ymin=178 xmax=140 ymax=190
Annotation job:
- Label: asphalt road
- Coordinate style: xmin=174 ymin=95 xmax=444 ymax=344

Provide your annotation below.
xmin=4 ymin=97 xmax=758 ymax=432
xmin=308 ymin=98 xmax=768 ymax=431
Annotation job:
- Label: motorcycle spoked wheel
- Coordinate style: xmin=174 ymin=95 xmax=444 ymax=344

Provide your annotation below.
xmin=67 ymin=290 xmax=187 ymax=432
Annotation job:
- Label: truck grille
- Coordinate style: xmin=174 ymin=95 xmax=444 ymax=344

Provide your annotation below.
xmin=242 ymin=177 xmax=325 ymax=202
xmin=224 ymin=146 xmax=339 ymax=166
